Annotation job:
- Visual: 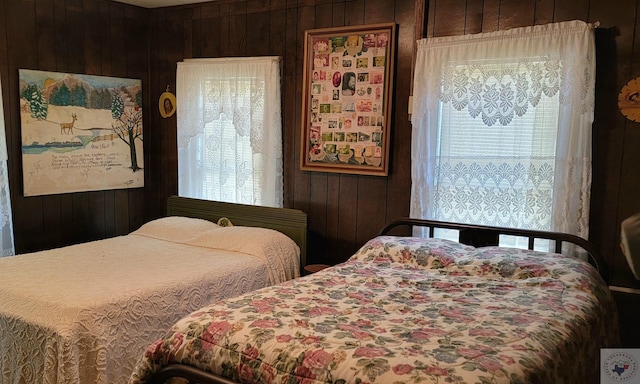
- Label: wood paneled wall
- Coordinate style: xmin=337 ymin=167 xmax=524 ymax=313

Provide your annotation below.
xmin=0 ymin=0 xmax=150 ymax=253
xmin=2 ymin=0 xmax=640 ymax=289
xmin=145 ymin=0 xmax=417 ymax=267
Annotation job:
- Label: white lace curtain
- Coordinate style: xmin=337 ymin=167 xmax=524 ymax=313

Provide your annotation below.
xmin=177 ymin=57 xmax=283 ymax=207
xmin=0 ymin=76 xmax=15 ymax=256
xmin=411 ymin=20 xmax=596 ymax=238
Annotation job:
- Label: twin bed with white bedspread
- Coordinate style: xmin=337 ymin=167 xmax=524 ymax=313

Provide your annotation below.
xmin=0 ymin=196 xmax=307 ymax=384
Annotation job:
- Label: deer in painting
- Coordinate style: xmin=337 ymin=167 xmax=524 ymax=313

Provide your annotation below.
xmin=60 ymin=113 xmax=78 ymax=135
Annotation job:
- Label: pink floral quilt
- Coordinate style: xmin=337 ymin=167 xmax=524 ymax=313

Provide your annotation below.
xmin=129 ymin=236 xmax=618 ymax=384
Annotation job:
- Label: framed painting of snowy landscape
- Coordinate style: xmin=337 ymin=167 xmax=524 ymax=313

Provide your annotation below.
xmin=19 ymin=69 xmax=143 ymax=196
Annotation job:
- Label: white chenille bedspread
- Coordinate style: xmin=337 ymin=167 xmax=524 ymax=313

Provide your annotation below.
xmin=0 ymin=217 xmax=300 ymax=384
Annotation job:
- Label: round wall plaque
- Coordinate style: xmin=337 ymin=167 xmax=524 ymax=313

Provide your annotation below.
xmin=619 ymin=77 xmax=640 ymax=122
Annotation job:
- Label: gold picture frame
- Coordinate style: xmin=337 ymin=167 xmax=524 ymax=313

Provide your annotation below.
xmin=159 ymin=90 xmax=176 ymax=118
xmin=300 ymin=23 xmax=396 ymax=176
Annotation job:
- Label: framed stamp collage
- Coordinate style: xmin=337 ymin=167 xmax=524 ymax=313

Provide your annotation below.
xmin=300 ymin=23 xmax=396 ymax=176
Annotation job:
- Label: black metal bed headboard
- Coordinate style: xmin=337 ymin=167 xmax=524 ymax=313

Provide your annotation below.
xmin=379 ymin=217 xmax=608 ymax=284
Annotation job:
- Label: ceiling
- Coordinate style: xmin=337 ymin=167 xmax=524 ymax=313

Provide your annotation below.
xmin=111 ymin=0 xmax=211 ymax=8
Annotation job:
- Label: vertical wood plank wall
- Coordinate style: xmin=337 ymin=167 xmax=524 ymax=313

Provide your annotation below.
xmin=1 ymin=0 xmax=639 ymax=289
xmin=0 ymin=0 xmax=150 ymax=254
xmin=145 ymin=0 xmax=417 ymax=268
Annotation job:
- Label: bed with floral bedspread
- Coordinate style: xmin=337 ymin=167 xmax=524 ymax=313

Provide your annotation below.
xmin=129 ymin=234 xmax=618 ymax=384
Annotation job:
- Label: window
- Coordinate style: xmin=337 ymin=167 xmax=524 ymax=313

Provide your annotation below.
xmin=0 ymin=76 xmax=14 ymax=257
xmin=176 ymin=57 xmax=283 ymax=207
xmin=411 ymin=21 xmax=596 ymax=244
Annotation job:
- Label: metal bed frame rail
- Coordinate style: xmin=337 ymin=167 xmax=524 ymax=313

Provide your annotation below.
xmin=378 ymin=217 xmax=608 ymax=284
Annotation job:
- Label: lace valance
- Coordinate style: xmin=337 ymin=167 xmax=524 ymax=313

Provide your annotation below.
xmin=413 ymin=20 xmax=596 ymax=127
xmin=440 ymin=60 xmax=564 ymax=126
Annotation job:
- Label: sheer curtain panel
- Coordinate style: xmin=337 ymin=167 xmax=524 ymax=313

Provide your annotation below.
xmin=177 ymin=57 xmax=283 ymax=207
xmin=411 ymin=20 xmax=596 ymax=239
xmin=0 ymin=77 xmax=15 ymax=256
